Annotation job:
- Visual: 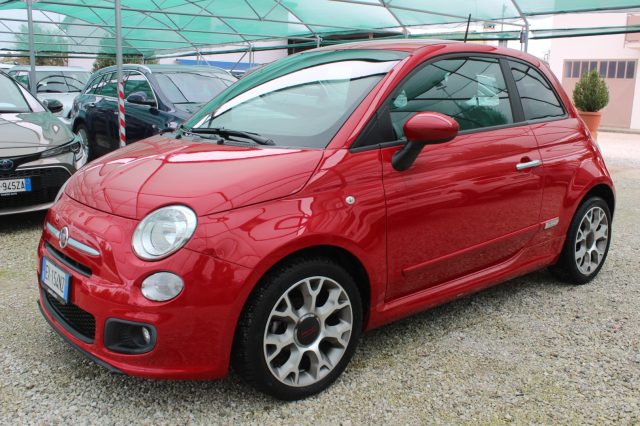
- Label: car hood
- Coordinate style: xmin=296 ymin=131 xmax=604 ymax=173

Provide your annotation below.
xmin=0 ymin=112 xmax=74 ymax=156
xmin=66 ymin=135 xmax=324 ymax=219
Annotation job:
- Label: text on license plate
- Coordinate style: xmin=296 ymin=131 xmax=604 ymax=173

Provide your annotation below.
xmin=0 ymin=178 xmax=31 ymax=195
xmin=41 ymin=257 xmax=70 ymax=303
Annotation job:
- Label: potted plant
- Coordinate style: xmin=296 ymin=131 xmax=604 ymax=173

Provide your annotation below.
xmin=573 ymin=69 xmax=609 ymax=139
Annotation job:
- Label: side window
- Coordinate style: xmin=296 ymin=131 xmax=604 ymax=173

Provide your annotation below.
xmin=388 ymin=57 xmax=513 ymax=138
xmin=509 ymin=61 xmax=565 ymax=121
xmin=85 ymin=74 xmax=104 ymax=95
xmin=13 ymin=71 xmax=29 ymax=87
xmin=124 ymin=72 xmax=156 ymax=103
xmin=100 ymin=73 xmax=118 ymax=98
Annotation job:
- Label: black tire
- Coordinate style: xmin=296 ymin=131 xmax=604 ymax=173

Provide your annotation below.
xmin=232 ymin=257 xmax=363 ymax=400
xmin=549 ymin=196 xmax=612 ymax=284
xmin=74 ymin=124 xmax=94 ymax=161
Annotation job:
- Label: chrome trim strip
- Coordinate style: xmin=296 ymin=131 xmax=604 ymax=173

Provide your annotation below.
xmin=46 ymin=222 xmax=100 ymax=257
xmin=544 ymin=217 xmax=560 ymax=230
xmin=46 ymin=222 xmax=60 ymax=238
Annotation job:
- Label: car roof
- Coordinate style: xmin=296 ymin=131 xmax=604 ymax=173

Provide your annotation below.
xmin=315 ymin=39 xmax=543 ymax=65
xmin=9 ymin=65 xmax=89 ymax=71
xmin=96 ymin=63 xmax=234 ymax=78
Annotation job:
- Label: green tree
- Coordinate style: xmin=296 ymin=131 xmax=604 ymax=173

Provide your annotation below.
xmin=573 ymin=70 xmax=609 ymax=112
xmin=13 ymin=24 xmax=68 ymax=66
xmin=92 ymin=54 xmax=157 ymax=72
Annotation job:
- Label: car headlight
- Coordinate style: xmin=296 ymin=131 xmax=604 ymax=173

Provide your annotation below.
xmin=41 ymin=138 xmax=83 ymax=160
xmin=132 ymin=205 xmax=197 ymax=261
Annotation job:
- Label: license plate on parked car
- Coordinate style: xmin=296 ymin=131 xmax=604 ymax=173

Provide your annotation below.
xmin=41 ymin=257 xmax=70 ymax=304
xmin=0 ymin=178 xmax=31 ymax=195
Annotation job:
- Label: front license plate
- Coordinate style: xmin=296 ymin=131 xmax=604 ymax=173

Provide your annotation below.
xmin=41 ymin=257 xmax=71 ymax=304
xmin=0 ymin=178 xmax=31 ymax=195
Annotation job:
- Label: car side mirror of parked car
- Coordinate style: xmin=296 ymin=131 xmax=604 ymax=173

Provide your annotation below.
xmin=43 ymin=99 xmax=64 ymax=114
xmin=126 ymin=91 xmax=155 ymax=106
xmin=392 ymin=112 xmax=459 ymax=171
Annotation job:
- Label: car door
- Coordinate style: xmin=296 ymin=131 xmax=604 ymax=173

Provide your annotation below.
xmin=122 ymin=71 xmax=164 ymax=143
xmin=89 ymin=72 xmax=120 ymax=154
xmin=378 ymin=55 xmax=544 ymax=301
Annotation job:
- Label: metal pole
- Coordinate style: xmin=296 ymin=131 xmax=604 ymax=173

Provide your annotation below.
xmin=26 ymin=0 xmax=37 ymax=95
xmin=115 ymin=0 xmax=126 ymax=148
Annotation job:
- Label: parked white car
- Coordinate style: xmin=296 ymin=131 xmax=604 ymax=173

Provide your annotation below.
xmin=8 ymin=66 xmax=90 ymax=126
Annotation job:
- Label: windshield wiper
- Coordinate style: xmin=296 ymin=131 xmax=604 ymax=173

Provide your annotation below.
xmin=185 ymin=127 xmax=275 ymax=146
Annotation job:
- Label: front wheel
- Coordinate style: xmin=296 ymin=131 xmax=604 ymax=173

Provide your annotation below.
xmin=74 ymin=124 xmax=94 ymax=161
xmin=233 ymin=258 xmax=362 ymax=400
xmin=549 ymin=196 xmax=612 ymax=284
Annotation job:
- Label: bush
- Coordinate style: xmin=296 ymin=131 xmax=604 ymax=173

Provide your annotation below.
xmin=573 ymin=70 xmax=609 ymax=112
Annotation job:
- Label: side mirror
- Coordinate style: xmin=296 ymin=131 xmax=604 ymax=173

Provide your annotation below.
xmin=392 ymin=112 xmax=459 ymax=171
xmin=43 ymin=99 xmax=64 ymax=114
xmin=126 ymin=91 xmax=155 ymax=106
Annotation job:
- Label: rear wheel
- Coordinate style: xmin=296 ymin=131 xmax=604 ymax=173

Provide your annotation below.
xmin=549 ymin=197 xmax=612 ymax=284
xmin=233 ymin=257 xmax=362 ymax=400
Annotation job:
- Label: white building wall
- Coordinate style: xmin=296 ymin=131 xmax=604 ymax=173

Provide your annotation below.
xmin=548 ymin=13 xmax=640 ymax=129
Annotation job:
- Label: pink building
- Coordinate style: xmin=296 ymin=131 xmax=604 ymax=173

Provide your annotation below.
xmin=548 ymin=13 xmax=640 ymax=130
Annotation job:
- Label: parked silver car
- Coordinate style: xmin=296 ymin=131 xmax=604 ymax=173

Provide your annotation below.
xmin=8 ymin=66 xmax=91 ymax=126
xmin=0 ymin=71 xmax=87 ymax=216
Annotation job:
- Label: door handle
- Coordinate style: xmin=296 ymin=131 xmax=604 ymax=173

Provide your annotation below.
xmin=516 ymin=159 xmax=542 ymax=171
xmin=87 ymin=102 xmax=96 ymax=108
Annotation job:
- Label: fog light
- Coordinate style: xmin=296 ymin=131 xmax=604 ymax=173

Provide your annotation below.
xmin=142 ymin=327 xmax=151 ymax=344
xmin=141 ymin=272 xmax=184 ymax=302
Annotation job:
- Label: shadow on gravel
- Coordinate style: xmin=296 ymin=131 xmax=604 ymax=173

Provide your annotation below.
xmin=0 ymin=210 xmax=46 ymax=234
xmin=37 ymin=267 xmax=572 ymax=407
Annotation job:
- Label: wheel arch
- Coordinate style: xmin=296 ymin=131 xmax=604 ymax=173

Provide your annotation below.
xmin=245 ymin=244 xmax=372 ymax=329
xmin=581 ymin=183 xmax=615 ymax=217
xmin=72 ymin=117 xmax=85 ymax=133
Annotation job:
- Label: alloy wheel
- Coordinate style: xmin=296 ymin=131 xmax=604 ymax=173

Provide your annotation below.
xmin=263 ymin=276 xmax=353 ymax=387
xmin=574 ymin=206 xmax=609 ymax=275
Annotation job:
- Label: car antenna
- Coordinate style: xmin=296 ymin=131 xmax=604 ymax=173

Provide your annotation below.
xmin=463 ymin=14 xmax=471 ymax=43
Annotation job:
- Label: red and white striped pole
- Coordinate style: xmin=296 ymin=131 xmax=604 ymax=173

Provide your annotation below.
xmin=115 ymin=0 xmax=125 ymax=148
xmin=117 ymin=79 xmax=126 ymax=147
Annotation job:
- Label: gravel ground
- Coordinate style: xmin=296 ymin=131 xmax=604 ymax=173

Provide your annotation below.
xmin=1 ymin=131 xmax=639 ymax=425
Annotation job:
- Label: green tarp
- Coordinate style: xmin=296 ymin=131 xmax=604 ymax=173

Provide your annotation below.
xmin=1 ymin=0 xmax=640 ymax=58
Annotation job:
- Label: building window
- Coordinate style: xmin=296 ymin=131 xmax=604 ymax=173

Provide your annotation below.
xmin=626 ymin=61 xmax=636 ymax=79
xmin=617 ymin=61 xmax=627 ymax=78
xmin=581 ymin=61 xmax=589 ymax=76
xmin=572 ymin=61 xmax=580 ymax=78
xmin=608 ymin=61 xmax=617 ymax=78
xmin=566 ymin=59 xmax=637 ymax=80
xmin=599 ymin=61 xmax=608 ymax=78
xmin=565 ymin=62 xmax=572 ymax=78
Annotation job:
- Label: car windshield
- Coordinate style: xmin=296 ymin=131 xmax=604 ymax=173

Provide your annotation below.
xmin=13 ymin=70 xmax=90 ymax=93
xmin=186 ymin=50 xmax=407 ymax=148
xmin=0 ymin=73 xmax=31 ymax=113
xmin=155 ymin=72 xmax=233 ymax=104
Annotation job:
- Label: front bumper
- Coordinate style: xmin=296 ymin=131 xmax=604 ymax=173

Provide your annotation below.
xmin=38 ymin=195 xmax=253 ymax=379
xmin=0 ymin=163 xmax=73 ymax=216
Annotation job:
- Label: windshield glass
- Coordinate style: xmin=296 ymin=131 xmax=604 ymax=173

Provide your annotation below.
xmin=13 ymin=70 xmax=90 ymax=93
xmin=0 ymin=73 xmax=31 ymax=113
xmin=187 ymin=50 xmax=406 ymax=148
xmin=155 ymin=72 xmax=233 ymax=104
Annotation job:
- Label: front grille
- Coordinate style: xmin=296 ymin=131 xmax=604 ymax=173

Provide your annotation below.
xmin=0 ymin=167 xmax=71 ymax=210
xmin=45 ymin=242 xmax=92 ymax=277
xmin=44 ymin=291 xmax=96 ymax=343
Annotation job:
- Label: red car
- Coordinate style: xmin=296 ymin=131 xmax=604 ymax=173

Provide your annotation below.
xmin=37 ymin=40 xmax=614 ymax=400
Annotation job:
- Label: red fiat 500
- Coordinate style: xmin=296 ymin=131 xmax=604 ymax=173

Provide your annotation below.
xmin=37 ymin=40 xmax=614 ymax=400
